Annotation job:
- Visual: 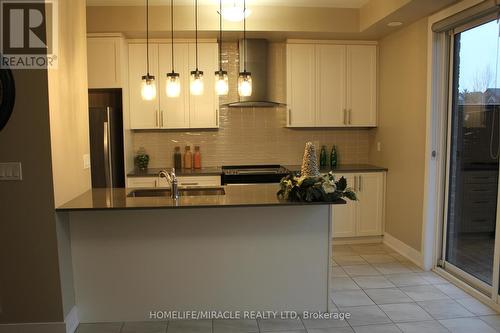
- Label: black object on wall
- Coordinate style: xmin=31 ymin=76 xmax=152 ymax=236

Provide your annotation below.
xmin=0 ymin=67 xmax=16 ymax=131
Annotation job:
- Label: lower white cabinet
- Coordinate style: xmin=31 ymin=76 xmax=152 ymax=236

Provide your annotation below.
xmin=332 ymin=172 xmax=385 ymax=238
xmin=127 ymin=175 xmax=221 ymax=189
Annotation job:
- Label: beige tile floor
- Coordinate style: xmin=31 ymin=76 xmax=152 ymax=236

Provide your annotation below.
xmin=76 ymin=243 xmax=500 ymax=333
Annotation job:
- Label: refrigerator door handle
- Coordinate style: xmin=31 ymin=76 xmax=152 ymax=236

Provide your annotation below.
xmin=103 ymin=107 xmax=114 ymax=189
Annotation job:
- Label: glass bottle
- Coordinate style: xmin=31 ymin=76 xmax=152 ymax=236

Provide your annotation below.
xmin=330 ymin=145 xmax=338 ymax=169
xmin=320 ymin=145 xmax=327 ymax=168
xmin=193 ymin=146 xmax=202 ymax=169
xmin=183 ymin=146 xmax=193 ymax=169
xmin=173 ymin=147 xmax=182 ymax=170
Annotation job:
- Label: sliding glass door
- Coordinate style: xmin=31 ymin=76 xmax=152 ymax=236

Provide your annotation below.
xmin=444 ymin=18 xmax=500 ymax=291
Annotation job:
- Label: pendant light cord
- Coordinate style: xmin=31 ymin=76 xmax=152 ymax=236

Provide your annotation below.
xmin=146 ymin=0 xmax=150 ymax=76
xmin=219 ymin=0 xmax=222 ymax=71
xmin=171 ymin=0 xmax=175 ymax=73
xmin=195 ymin=0 xmax=199 ymax=71
xmin=243 ymin=0 xmax=247 ymax=72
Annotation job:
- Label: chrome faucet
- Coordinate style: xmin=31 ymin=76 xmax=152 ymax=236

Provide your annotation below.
xmin=159 ymin=168 xmax=179 ymax=199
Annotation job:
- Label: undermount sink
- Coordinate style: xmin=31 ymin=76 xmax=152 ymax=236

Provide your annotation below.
xmin=127 ymin=187 xmax=226 ymax=198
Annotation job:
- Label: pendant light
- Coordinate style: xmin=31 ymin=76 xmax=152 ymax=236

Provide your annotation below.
xmin=190 ymin=0 xmax=204 ymax=96
xmin=215 ymin=0 xmax=228 ymax=96
xmin=166 ymin=0 xmax=181 ymax=98
xmin=141 ymin=0 xmax=157 ymax=101
xmin=238 ymin=0 xmax=252 ymax=97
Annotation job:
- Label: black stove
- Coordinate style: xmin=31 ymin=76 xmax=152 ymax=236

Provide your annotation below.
xmin=222 ymin=165 xmax=291 ymax=184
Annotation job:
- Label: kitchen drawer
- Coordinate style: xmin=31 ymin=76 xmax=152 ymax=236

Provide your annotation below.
xmin=157 ymin=175 xmax=221 ymax=188
xmin=127 ymin=177 xmax=157 ymax=188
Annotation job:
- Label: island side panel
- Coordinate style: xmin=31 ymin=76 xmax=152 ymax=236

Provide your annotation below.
xmin=69 ymin=205 xmax=330 ymax=322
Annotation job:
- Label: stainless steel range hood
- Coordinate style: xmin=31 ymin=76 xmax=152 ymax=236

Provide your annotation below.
xmin=226 ymin=39 xmax=282 ymax=108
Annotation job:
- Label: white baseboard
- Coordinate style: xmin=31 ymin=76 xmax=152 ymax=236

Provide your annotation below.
xmin=65 ymin=306 xmax=79 ymax=333
xmin=383 ymin=232 xmax=424 ymax=268
xmin=333 ymin=236 xmax=383 ymax=245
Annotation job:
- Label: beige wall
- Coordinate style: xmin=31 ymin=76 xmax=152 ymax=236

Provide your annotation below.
xmin=48 ymin=0 xmax=90 ymax=318
xmin=370 ymin=17 xmax=428 ymax=252
xmin=0 ymin=0 xmax=90 ymax=324
xmin=0 ymin=71 xmax=64 ymax=324
xmin=48 ymin=0 xmax=91 ymax=208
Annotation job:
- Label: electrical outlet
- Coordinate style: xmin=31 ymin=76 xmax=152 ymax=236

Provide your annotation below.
xmin=377 ymin=142 xmax=382 ymax=152
xmin=83 ymin=154 xmax=91 ymax=170
xmin=0 ymin=162 xmax=22 ymax=181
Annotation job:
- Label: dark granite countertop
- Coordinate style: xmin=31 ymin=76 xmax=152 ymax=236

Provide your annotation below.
xmin=127 ymin=167 xmax=223 ymax=177
xmin=56 ymin=184 xmax=346 ymax=211
xmin=284 ymin=164 xmax=388 ymax=173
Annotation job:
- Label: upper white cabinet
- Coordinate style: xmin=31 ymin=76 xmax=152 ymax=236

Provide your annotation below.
xmin=332 ymin=172 xmax=385 ymax=238
xmin=129 ymin=43 xmax=159 ymax=129
xmin=87 ymin=34 xmax=125 ymax=88
xmin=158 ymin=43 xmax=190 ymax=129
xmin=286 ymin=41 xmax=377 ymax=128
xmin=286 ymin=44 xmax=316 ymax=127
xmin=128 ymin=41 xmax=219 ymax=130
xmin=347 ymin=45 xmax=377 ymax=127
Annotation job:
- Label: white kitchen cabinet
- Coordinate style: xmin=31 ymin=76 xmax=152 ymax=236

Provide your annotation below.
xmin=332 ymin=172 xmax=385 ymax=238
xmin=346 ymin=45 xmax=377 ymax=127
xmin=317 ymin=45 xmax=346 ymax=126
xmin=127 ymin=177 xmax=157 ymax=188
xmin=158 ymin=43 xmax=190 ymax=129
xmin=128 ymin=43 xmax=160 ymax=129
xmin=355 ymin=172 xmax=384 ymax=236
xmin=286 ymin=41 xmax=377 ymax=128
xmin=128 ymin=41 xmax=219 ymax=130
xmin=331 ymin=174 xmax=357 ymax=238
xmin=87 ymin=35 xmax=124 ymax=88
xmin=188 ymin=43 xmax=219 ymax=128
xmin=286 ymin=44 xmax=316 ymax=127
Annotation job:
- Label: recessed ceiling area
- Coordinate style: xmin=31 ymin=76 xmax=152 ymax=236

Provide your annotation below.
xmin=86 ymin=0 xmax=370 ymax=8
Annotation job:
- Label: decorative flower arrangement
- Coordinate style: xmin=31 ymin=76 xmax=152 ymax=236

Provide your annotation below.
xmin=277 ymin=142 xmax=357 ymax=203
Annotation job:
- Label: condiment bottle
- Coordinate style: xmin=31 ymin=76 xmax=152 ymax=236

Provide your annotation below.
xmin=173 ymin=146 xmax=182 ymax=170
xmin=183 ymin=146 xmax=193 ymax=169
xmin=193 ymin=146 xmax=202 ymax=169
xmin=330 ymin=145 xmax=338 ymax=169
xmin=320 ymin=146 xmax=327 ymax=168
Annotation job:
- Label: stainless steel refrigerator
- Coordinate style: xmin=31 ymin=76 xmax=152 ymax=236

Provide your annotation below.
xmin=89 ymin=105 xmax=125 ymax=188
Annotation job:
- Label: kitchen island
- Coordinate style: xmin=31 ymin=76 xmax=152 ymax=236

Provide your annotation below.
xmin=57 ymin=184 xmax=344 ymax=323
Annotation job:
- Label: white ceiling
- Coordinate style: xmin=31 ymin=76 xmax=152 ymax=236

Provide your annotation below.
xmin=86 ymin=0 xmax=370 ymax=8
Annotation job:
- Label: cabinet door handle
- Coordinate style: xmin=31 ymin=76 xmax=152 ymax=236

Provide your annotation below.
xmin=288 ymin=109 xmax=292 ymax=126
xmin=354 ymin=176 xmax=357 ymax=191
xmin=216 ymin=109 xmax=219 ymax=127
xmin=349 ymin=109 xmax=352 ymax=125
xmin=180 ymin=182 xmax=199 ymax=186
xmin=358 ymin=175 xmax=362 ymax=192
xmin=160 ymin=110 xmax=164 ymax=128
xmin=155 ymin=110 xmax=159 ymax=128
xmin=343 ymin=109 xmax=346 ymax=125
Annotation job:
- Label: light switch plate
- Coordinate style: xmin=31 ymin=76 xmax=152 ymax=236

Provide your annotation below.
xmin=0 ymin=162 xmax=22 ymax=181
xmin=83 ymin=154 xmax=91 ymax=169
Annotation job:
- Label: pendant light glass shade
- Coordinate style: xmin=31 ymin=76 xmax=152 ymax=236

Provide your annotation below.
xmin=166 ymin=72 xmax=181 ymax=98
xmin=215 ymin=70 xmax=229 ymax=95
xmin=238 ymin=71 xmax=252 ymax=97
xmin=141 ymin=74 xmax=157 ymax=101
xmin=190 ymin=70 xmax=204 ymax=96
